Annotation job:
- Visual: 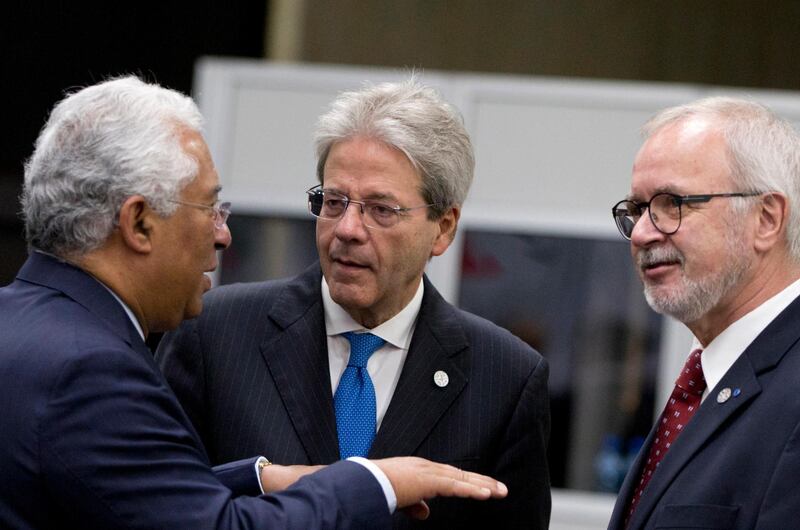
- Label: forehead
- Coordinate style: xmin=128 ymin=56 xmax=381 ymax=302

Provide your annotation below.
xmin=322 ymin=137 xmax=422 ymax=198
xmin=630 ymin=118 xmax=733 ymax=197
xmin=179 ymin=128 xmax=220 ymax=197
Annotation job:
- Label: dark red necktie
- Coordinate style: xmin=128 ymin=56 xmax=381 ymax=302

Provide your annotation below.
xmin=625 ymin=348 xmax=706 ymax=525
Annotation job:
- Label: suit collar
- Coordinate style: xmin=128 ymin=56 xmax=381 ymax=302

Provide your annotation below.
xmin=621 ymin=293 xmax=800 ymax=529
xmin=259 ymin=263 xmax=341 ymax=463
xmin=264 ymin=262 xmax=324 ymax=329
xmin=17 ymin=251 xmax=145 ymax=351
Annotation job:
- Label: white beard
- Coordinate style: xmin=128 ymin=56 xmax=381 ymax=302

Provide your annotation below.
xmin=637 ymin=228 xmax=751 ymax=324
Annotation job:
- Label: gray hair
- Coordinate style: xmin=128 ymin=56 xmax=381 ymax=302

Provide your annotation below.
xmin=643 ymin=96 xmax=800 ymax=260
xmin=22 ymin=75 xmax=204 ymax=258
xmin=314 ymin=77 xmax=474 ymax=219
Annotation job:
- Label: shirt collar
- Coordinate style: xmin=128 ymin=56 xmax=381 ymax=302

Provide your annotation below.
xmin=697 ymin=277 xmax=800 ymax=393
xmin=321 ymin=276 xmax=425 ymax=350
xmin=97 ymin=281 xmax=146 ymax=341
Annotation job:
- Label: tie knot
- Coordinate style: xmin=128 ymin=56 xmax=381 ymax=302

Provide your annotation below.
xmin=343 ymin=332 xmax=385 ymax=368
xmin=675 ymin=348 xmax=706 ymax=395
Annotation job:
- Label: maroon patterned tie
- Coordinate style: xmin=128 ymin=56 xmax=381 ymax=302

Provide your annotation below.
xmin=625 ymin=348 xmax=706 ymax=525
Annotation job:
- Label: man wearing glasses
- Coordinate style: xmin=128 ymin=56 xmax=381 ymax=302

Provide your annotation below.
xmin=0 ymin=76 xmax=509 ymax=529
xmin=158 ymin=78 xmax=551 ymax=529
xmin=608 ymin=97 xmax=800 ymax=529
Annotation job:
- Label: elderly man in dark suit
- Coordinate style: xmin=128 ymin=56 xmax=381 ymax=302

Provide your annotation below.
xmin=0 ymin=76 xmax=508 ymax=530
xmin=158 ymin=78 xmax=551 ymax=529
xmin=608 ymin=97 xmax=800 ymax=529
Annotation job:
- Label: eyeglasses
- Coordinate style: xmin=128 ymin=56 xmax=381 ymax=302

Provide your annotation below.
xmin=306 ymin=185 xmax=434 ymax=229
xmin=168 ymin=199 xmax=231 ymax=229
xmin=611 ymin=191 xmax=763 ymax=240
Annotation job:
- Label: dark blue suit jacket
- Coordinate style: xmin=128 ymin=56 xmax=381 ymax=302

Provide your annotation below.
xmin=0 ymin=252 xmax=390 ymax=529
xmin=157 ymin=263 xmax=551 ymax=529
xmin=608 ymin=293 xmax=800 ymax=529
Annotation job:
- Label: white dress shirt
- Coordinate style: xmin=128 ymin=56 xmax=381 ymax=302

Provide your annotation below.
xmin=693 ymin=277 xmax=800 ymax=402
xmin=322 ymin=276 xmax=423 ymax=430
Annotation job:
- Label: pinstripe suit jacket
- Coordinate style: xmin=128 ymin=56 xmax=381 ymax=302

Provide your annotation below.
xmin=157 ymin=263 xmax=551 ymax=529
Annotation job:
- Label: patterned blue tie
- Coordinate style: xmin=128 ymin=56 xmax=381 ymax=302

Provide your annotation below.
xmin=334 ymin=332 xmax=385 ymax=459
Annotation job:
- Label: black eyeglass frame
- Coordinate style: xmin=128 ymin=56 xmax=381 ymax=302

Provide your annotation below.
xmin=611 ymin=191 xmax=764 ymax=240
xmin=305 ymin=184 xmax=435 ymax=229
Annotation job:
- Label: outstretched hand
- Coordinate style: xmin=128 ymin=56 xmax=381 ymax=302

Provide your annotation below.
xmin=373 ymin=457 xmax=508 ymax=520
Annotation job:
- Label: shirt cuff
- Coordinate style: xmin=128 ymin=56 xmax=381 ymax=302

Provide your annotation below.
xmin=255 ymin=456 xmax=269 ymax=494
xmin=347 ymin=456 xmax=397 ymax=513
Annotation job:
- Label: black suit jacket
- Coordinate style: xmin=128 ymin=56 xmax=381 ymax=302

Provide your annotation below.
xmin=608 ymin=292 xmax=800 ymax=529
xmin=158 ymin=263 xmax=551 ymax=529
xmin=0 ymin=252 xmax=390 ymax=529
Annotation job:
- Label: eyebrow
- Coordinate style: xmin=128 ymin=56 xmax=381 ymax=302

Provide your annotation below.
xmin=323 ymin=187 xmax=401 ymax=203
xmin=627 ymin=186 xmax=682 ymax=201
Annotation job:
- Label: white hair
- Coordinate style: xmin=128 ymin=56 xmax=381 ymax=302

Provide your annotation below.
xmin=643 ymin=96 xmax=800 ymax=260
xmin=314 ymin=77 xmax=474 ymax=219
xmin=22 ymin=75 xmax=203 ymax=258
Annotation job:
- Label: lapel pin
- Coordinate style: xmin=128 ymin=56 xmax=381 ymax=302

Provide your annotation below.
xmin=433 ymin=370 xmax=449 ymax=388
xmin=717 ymin=387 xmax=732 ymax=403
xmin=733 ymin=388 xmax=741 ymax=397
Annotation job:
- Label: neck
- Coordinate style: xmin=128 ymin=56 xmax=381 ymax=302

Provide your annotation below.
xmin=75 ymin=247 xmax=150 ymax=338
xmin=687 ymin=257 xmax=800 ymax=346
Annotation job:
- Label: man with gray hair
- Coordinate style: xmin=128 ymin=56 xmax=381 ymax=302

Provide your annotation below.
xmin=0 ymin=76 xmax=509 ymax=529
xmin=158 ymin=78 xmax=551 ymax=528
xmin=609 ymin=97 xmax=800 ymax=529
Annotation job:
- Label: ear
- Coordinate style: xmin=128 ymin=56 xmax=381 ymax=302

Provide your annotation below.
xmin=753 ymin=192 xmax=788 ymax=253
xmin=431 ymin=206 xmax=460 ymax=258
xmin=117 ymin=195 xmax=156 ymax=254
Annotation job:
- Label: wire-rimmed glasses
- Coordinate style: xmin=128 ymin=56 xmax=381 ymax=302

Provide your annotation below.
xmin=306 ymin=185 xmax=434 ymax=229
xmin=168 ymin=199 xmax=231 ymax=229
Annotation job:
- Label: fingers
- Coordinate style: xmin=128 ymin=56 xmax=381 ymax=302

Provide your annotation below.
xmin=374 ymin=456 xmax=508 ymax=510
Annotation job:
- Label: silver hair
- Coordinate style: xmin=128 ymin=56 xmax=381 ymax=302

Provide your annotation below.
xmin=314 ymin=77 xmax=474 ymax=219
xmin=22 ymin=75 xmax=204 ymax=258
xmin=642 ymin=96 xmax=800 ymax=260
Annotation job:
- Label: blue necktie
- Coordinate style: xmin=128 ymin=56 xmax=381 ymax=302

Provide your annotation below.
xmin=334 ymin=332 xmax=385 ymax=459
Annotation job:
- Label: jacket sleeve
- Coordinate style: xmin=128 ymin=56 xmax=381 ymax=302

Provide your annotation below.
xmin=41 ymin=339 xmax=391 ymax=529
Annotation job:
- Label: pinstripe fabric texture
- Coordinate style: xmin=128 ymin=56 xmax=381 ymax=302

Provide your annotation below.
xmin=157 ymin=263 xmax=552 ymax=529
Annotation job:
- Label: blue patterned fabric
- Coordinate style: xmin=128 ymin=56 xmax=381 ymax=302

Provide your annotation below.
xmin=334 ymin=332 xmax=385 ymax=458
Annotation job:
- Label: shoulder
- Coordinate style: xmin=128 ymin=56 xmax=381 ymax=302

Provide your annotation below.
xmin=202 ymin=265 xmax=321 ymax=314
xmin=456 ymin=306 xmax=544 ymax=367
xmin=421 ymin=285 xmax=544 ymax=376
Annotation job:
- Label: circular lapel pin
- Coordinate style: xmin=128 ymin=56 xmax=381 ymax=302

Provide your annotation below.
xmin=433 ymin=370 xmax=449 ymax=388
xmin=717 ymin=387 xmax=732 ymax=403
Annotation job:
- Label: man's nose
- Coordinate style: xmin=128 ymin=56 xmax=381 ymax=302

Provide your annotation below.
xmin=334 ymin=201 xmax=369 ymax=237
xmin=215 ymin=222 xmax=232 ymax=250
xmin=630 ymin=209 xmax=665 ymax=247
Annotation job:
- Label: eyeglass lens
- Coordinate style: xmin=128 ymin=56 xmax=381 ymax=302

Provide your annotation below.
xmin=614 ymin=193 xmax=681 ymax=239
xmin=308 ymin=190 xmax=399 ymax=228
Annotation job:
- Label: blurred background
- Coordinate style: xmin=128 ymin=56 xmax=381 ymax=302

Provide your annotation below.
xmin=4 ymin=1 xmax=800 ymax=525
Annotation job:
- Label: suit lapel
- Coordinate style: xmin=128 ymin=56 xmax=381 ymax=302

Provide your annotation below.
xmin=626 ymin=293 xmax=800 ymax=529
xmin=370 ymin=277 xmax=470 ymax=458
xmin=259 ymin=265 xmax=340 ymax=464
xmin=626 ymin=361 xmax=761 ymax=528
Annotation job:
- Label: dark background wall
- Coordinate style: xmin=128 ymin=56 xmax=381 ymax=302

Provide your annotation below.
xmin=0 ymin=1 xmax=268 ymax=284
xmin=3 ymin=1 xmax=800 ymax=285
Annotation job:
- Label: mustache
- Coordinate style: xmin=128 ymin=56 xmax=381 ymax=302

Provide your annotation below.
xmin=636 ymin=245 xmax=684 ymax=269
